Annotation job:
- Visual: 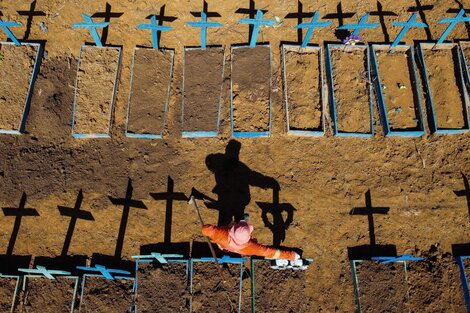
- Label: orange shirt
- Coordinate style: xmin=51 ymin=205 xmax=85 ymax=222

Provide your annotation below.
xmin=202 ymin=224 xmax=296 ymax=260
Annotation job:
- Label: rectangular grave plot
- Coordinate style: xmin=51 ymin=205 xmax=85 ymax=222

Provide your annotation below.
xmin=418 ymin=43 xmax=470 ymax=133
xmin=126 ymin=48 xmax=174 ymax=138
xmin=190 ymin=261 xmax=242 ymax=313
xmin=231 ymin=45 xmax=271 ymax=137
xmin=353 ymin=261 xmax=407 ymax=313
xmin=135 ymin=260 xmax=190 ymax=313
xmin=182 ymin=47 xmax=225 ymax=137
xmin=252 ymin=259 xmax=312 ymax=313
xmin=80 ymin=276 xmax=134 ymax=313
xmin=0 ymin=42 xmax=41 ymax=134
xmin=326 ymin=44 xmax=373 ymax=137
xmin=371 ymin=45 xmax=425 ymax=136
xmin=406 ymin=256 xmax=466 ymax=312
xmin=282 ymin=45 xmax=324 ymax=135
xmin=0 ymin=276 xmax=20 ymax=312
xmin=22 ymin=276 xmax=78 ymax=313
xmin=72 ymin=45 xmax=122 ymax=138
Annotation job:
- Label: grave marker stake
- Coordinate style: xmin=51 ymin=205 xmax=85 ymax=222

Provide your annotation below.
xmin=238 ymin=9 xmax=276 ymax=48
xmin=338 ymin=13 xmax=379 ymax=36
xmin=18 ymin=266 xmax=71 ymax=279
xmin=0 ymin=18 xmax=22 ymax=46
xmin=391 ymin=13 xmax=427 ymax=49
xmin=137 ymin=15 xmax=171 ymax=49
xmin=186 ymin=11 xmax=222 ymax=49
xmin=437 ymin=8 xmax=470 ymax=44
xmin=76 ymin=264 xmax=131 ymax=280
xmin=295 ymin=11 xmax=332 ymax=47
xmin=71 ymin=13 xmax=109 ymax=47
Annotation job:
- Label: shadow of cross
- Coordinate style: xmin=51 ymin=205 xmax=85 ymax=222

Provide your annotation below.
xmin=256 ymin=189 xmax=296 ymax=247
xmin=109 ymin=178 xmax=147 ymax=259
xmin=17 ymin=0 xmax=45 ymax=40
xmin=2 ymin=192 xmax=39 ymax=256
xmin=58 ymin=189 xmax=94 ymax=257
xmin=350 ymin=190 xmax=389 ymax=246
xmin=91 ymin=2 xmax=124 ymax=46
xmin=150 ymin=176 xmax=188 ymax=244
xmin=190 ymin=0 xmax=221 ymax=18
xmin=369 ymin=2 xmax=398 ymax=42
xmin=235 ymin=0 xmax=268 ymax=44
xmin=285 ymin=1 xmax=316 ymax=44
xmin=408 ymin=0 xmax=434 ymax=41
xmin=323 ymin=2 xmax=356 ymax=40
xmin=454 ymin=172 xmax=470 ymax=219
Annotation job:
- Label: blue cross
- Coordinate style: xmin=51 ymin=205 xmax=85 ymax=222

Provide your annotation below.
xmin=137 ymin=15 xmax=171 ymax=49
xmin=199 ymin=255 xmax=246 ymax=264
xmin=437 ymin=8 xmax=470 ymax=44
xmin=186 ymin=12 xmax=222 ymax=49
xmin=71 ymin=13 xmax=110 ymax=47
xmin=18 ymin=266 xmax=71 ymax=279
xmin=132 ymin=252 xmax=184 ymax=263
xmin=371 ymin=254 xmax=424 ymax=264
xmin=0 ymin=18 xmax=22 ymax=46
xmin=391 ymin=13 xmax=427 ymax=48
xmin=338 ymin=13 xmax=379 ymax=36
xmin=295 ymin=11 xmax=332 ymax=47
xmin=76 ymin=264 xmax=132 ymax=280
xmin=239 ymin=9 xmax=276 ymax=48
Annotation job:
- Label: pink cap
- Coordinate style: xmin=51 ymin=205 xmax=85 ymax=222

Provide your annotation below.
xmin=228 ymin=220 xmax=254 ymax=249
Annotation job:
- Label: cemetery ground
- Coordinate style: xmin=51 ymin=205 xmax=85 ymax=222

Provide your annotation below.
xmin=0 ymin=0 xmax=469 ymax=311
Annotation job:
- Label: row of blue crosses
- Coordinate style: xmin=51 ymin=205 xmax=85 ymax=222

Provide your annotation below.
xmin=1 ymin=9 xmax=470 ymax=49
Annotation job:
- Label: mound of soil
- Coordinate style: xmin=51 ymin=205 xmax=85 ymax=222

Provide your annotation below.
xmin=80 ymin=277 xmax=134 ymax=313
xmin=136 ymin=262 xmax=190 ymax=313
xmin=0 ymin=278 xmax=18 ymax=312
xmin=21 ymin=277 xmax=77 ymax=313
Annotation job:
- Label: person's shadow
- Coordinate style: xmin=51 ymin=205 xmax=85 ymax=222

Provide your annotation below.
xmin=204 ymin=139 xmax=280 ymax=226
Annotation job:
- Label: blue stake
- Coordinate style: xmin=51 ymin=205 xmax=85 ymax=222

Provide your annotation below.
xmin=391 ymin=13 xmax=427 ymax=49
xmin=371 ymin=254 xmax=424 ymax=264
xmin=18 ymin=266 xmax=71 ymax=279
xmin=0 ymin=18 xmax=22 ymax=46
xmin=132 ymin=252 xmax=184 ymax=263
xmin=437 ymin=8 xmax=470 ymax=44
xmin=137 ymin=15 xmax=171 ymax=49
xmin=295 ymin=11 xmax=332 ymax=48
xmin=186 ymin=12 xmax=222 ymax=49
xmin=71 ymin=13 xmax=109 ymax=47
xmin=338 ymin=13 xmax=379 ymax=36
xmin=239 ymin=9 xmax=276 ymax=48
xmin=76 ymin=264 xmax=131 ymax=280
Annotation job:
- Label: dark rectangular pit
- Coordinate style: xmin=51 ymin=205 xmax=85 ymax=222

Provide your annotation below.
xmin=326 ymin=44 xmax=373 ymax=137
xmin=282 ymin=45 xmax=324 ymax=135
xmin=231 ymin=45 xmax=271 ymax=137
xmin=0 ymin=276 xmax=19 ymax=312
xmin=0 ymin=42 xmax=41 ymax=134
xmin=79 ymin=276 xmax=134 ymax=313
xmin=126 ymin=48 xmax=174 ymax=138
xmin=182 ymin=47 xmax=225 ymax=137
xmin=135 ymin=261 xmax=190 ymax=313
xmin=72 ymin=45 xmax=121 ymax=138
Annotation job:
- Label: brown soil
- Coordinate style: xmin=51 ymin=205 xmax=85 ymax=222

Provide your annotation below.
xmin=355 ymin=261 xmax=408 ymax=313
xmin=231 ymin=46 xmax=270 ymax=132
xmin=0 ymin=278 xmax=17 ymax=312
xmin=0 ymin=44 xmax=38 ymax=131
xmin=183 ymin=48 xmax=224 ymax=133
xmin=331 ymin=47 xmax=371 ymax=133
xmin=20 ymin=277 xmax=76 ymax=313
xmin=80 ymin=277 xmax=133 ymax=313
xmin=191 ymin=262 xmax=241 ymax=313
xmin=74 ymin=46 xmax=120 ymax=135
xmin=423 ymin=48 xmax=466 ymax=129
xmin=376 ymin=50 xmax=420 ymax=130
xmin=254 ymin=261 xmax=312 ymax=313
xmin=284 ymin=47 xmax=322 ymax=130
xmin=136 ymin=262 xmax=190 ymax=313
xmin=127 ymin=48 xmax=173 ymax=135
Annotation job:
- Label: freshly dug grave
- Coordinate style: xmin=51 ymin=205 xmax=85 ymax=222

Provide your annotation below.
xmin=20 ymin=277 xmax=76 ymax=313
xmin=231 ymin=46 xmax=271 ymax=133
xmin=80 ymin=277 xmax=134 ymax=313
xmin=127 ymin=48 xmax=173 ymax=135
xmin=284 ymin=47 xmax=322 ymax=131
xmin=375 ymin=49 xmax=421 ymax=130
xmin=254 ymin=261 xmax=312 ymax=313
xmin=136 ymin=262 xmax=190 ymax=313
xmin=355 ymin=261 xmax=408 ymax=313
xmin=183 ymin=47 xmax=224 ymax=133
xmin=330 ymin=47 xmax=371 ymax=134
xmin=0 ymin=44 xmax=38 ymax=131
xmin=422 ymin=47 xmax=466 ymax=129
xmin=191 ymin=262 xmax=242 ymax=313
xmin=0 ymin=278 xmax=18 ymax=312
xmin=73 ymin=46 xmax=120 ymax=135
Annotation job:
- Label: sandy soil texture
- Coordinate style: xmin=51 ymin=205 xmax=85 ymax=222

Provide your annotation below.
xmin=79 ymin=277 xmax=134 ymax=313
xmin=0 ymin=278 xmax=17 ymax=312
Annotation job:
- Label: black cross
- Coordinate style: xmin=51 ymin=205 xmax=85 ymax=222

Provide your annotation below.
xmin=58 ymin=189 xmax=94 ymax=257
xmin=350 ymin=190 xmax=389 ymax=246
xmin=235 ymin=0 xmax=268 ymax=44
xmin=91 ymin=2 xmax=124 ymax=46
xmin=2 ymin=193 xmax=39 ymax=256
xmin=17 ymin=0 xmax=46 ymax=40
xmin=109 ymin=178 xmax=147 ymax=258
xmin=285 ymin=1 xmax=316 ymax=44
xmin=150 ymin=176 xmax=188 ymax=244
xmin=454 ymin=172 xmax=470 ymax=219
xmin=190 ymin=0 xmax=221 ymax=18
xmin=408 ymin=0 xmax=434 ymax=41
xmin=369 ymin=2 xmax=398 ymax=42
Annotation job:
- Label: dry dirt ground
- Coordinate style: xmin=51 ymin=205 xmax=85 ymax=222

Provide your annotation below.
xmin=0 ymin=0 xmax=470 ymax=312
